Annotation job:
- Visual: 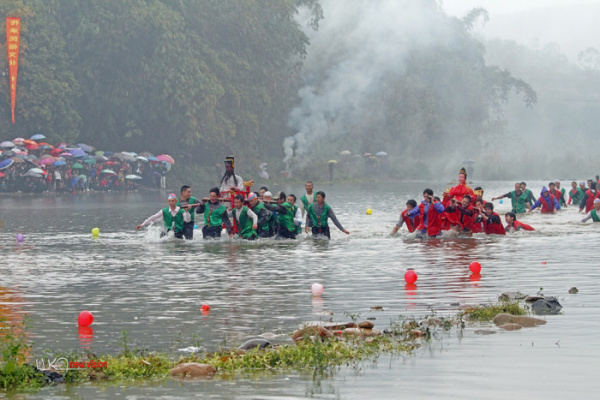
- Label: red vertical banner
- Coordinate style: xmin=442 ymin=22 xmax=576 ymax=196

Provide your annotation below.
xmin=6 ymin=17 xmax=20 ymax=124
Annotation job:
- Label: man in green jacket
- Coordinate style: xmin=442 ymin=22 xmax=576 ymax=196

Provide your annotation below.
xmin=177 ymin=185 xmax=198 ymax=240
xmin=196 ymin=187 xmax=232 ymax=239
xmin=305 ymin=191 xmax=349 ymax=239
xmin=136 ymin=193 xmax=190 ymax=239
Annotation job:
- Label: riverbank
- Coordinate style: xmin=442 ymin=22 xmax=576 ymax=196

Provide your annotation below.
xmin=1 ymin=301 xmax=533 ymax=393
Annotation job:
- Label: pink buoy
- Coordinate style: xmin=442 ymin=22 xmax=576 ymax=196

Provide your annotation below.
xmin=404 ymin=268 xmax=418 ymax=284
xmin=16 ymin=233 xmax=24 ymax=243
xmin=311 ymin=283 xmax=324 ymax=296
xmin=469 ymin=262 xmax=481 ymax=274
xmin=78 ymin=310 xmax=94 ymax=326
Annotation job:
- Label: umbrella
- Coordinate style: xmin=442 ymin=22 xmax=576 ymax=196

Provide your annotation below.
xmin=12 ymin=138 xmax=25 ymax=145
xmin=0 ymin=172 xmax=5 ymax=178
xmin=28 ymin=168 xmax=47 ymax=175
xmin=30 ymin=134 xmax=46 ymax=140
xmin=93 ymin=155 xmax=108 ymax=162
xmin=363 ymin=153 xmax=372 ymax=157
xmin=56 ymin=143 xmax=68 ymax=149
xmin=156 ymin=154 xmax=175 ymax=164
xmin=113 ymin=152 xmax=136 ymax=162
xmin=60 ymin=152 xmax=73 ymax=158
xmin=23 ymin=171 xmax=43 ymax=178
xmin=50 ymin=148 xmax=62 ymax=155
xmin=135 ymin=156 xmax=148 ymax=162
xmin=104 ymin=161 xmax=115 ymax=166
xmin=69 ymin=148 xmax=86 ymax=157
xmin=162 ymin=161 xmax=172 ymax=172
xmin=2 ymin=150 xmax=16 ymax=157
xmin=147 ymin=156 xmax=159 ymax=162
xmin=1 ymin=159 xmax=15 ymax=169
xmin=101 ymin=169 xmax=116 ymax=174
xmin=126 ymin=174 xmax=142 ymax=180
xmin=10 ymin=157 xmax=25 ymax=164
xmin=83 ymin=158 xmax=96 ymax=165
xmin=38 ymin=144 xmax=53 ymax=150
xmin=53 ymin=161 xmax=66 ymax=166
xmin=71 ymin=163 xmax=85 ymax=169
xmin=376 ymin=151 xmax=388 ymax=156
xmin=340 ymin=150 xmax=351 ymax=155
xmin=0 ymin=141 xmax=15 ymax=148
xmin=26 ymin=158 xmax=40 ymax=166
xmin=40 ymin=158 xmax=56 ymax=165
xmin=23 ymin=139 xmax=37 ymax=145
xmin=128 ymin=152 xmax=138 ymax=156
xmin=26 ymin=143 xmax=39 ymax=150
xmin=76 ymin=143 xmax=94 ymax=153
xmin=327 ymin=160 xmax=338 ymax=164
xmin=103 ymin=151 xmax=114 ymax=157
xmin=139 ymin=151 xmax=154 ymax=157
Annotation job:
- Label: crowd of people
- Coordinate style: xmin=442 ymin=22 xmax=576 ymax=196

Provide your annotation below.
xmin=391 ymin=169 xmax=600 ymax=238
xmin=0 ymin=135 xmax=173 ymax=193
xmin=137 ymin=157 xmax=350 ymax=240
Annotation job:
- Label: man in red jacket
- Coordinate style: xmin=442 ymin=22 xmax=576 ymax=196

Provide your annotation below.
xmin=504 ymin=212 xmax=535 ymax=232
xmin=482 ymin=202 xmax=506 ymax=235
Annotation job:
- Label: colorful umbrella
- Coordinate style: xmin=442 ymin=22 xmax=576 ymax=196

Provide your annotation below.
xmin=139 ymin=151 xmax=154 ymax=157
xmin=327 ymin=160 xmax=338 ymax=164
xmin=23 ymin=139 xmax=37 ymax=145
xmin=156 ymin=154 xmax=175 ymax=164
xmin=340 ymin=150 xmax=351 ymax=155
xmin=71 ymin=163 xmax=85 ymax=169
xmin=23 ymin=171 xmax=43 ymax=178
xmin=83 ymin=158 xmax=96 ymax=165
xmin=56 ymin=143 xmax=68 ymax=149
xmin=0 ymin=158 xmax=14 ymax=170
xmin=0 ymin=141 xmax=15 ymax=148
xmin=12 ymin=138 xmax=25 ymax=145
xmin=126 ymin=174 xmax=142 ymax=180
xmin=376 ymin=151 xmax=388 ymax=156
xmin=26 ymin=143 xmax=39 ymax=150
xmin=135 ymin=156 xmax=148 ymax=162
xmin=113 ymin=152 xmax=136 ymax=162
xmin=38 ymin=145 xmax=53 ymax=150
xmin=100 ymin=169 xmax=116 ymax=174
xmin=93 ymin=155 xmax=107 ymax=162
xmin=76 ymin=143 xmax=94 ymax=153
xmin=0 ymin=172 xmax=5 ymax=178
xmin=53 ymin=160 xmax=66 ymax=166
xmin=50 ymin=148 xmax=62 ymax=155
xmin=40 ymin=158 xmax=56 ymax=165
xmin=8 ymin=157 xmax=22 ymax=164
xmin=30 ymin=134 xmax=46 ymax=140
xmin=28 ymin=168 xmax=47 ymax=175
xmin=147 ymin=156 xmax=159 ymax=162
xmin=59 ymin=152 xmax=73 ymax=158
xmin=69 ymin=148 xmax=86 ymax=157
xmin=103 ymin=151 xmax=114 ymax=157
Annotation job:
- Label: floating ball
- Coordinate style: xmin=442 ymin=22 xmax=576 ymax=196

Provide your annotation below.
xmin=200 ymin=304 xmax=210 ymax=311
xmin=194 ymin=224 xmax=198 ymax=229
xmin=78 ymin=310 xmax=94 ymax=326
xmin=91 ymin=227 xmax=100 ymax=236
xmin=541 ymin=261 xmax=547 ymax=265
xmin=311 ymin=283 xmax=325 ymax=296
xmin=366 ymin=209 xmax=372 ymax=215
xmin=404 ymin=268 xmax=418 ymax=284
xmin=499 ymin=200 xmax=503 ymax=204
xmin=16 ymin=233 xmax=24 ymax=243
xmin=469 ymin=262 xmax=481 ymax=274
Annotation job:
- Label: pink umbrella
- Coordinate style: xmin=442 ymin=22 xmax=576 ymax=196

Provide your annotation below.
xmin=12 ymin=137 xmax=25 ymax=145
xmin=60 ymin=152 xmax=73 ymax=158
xmin=156 ymin=154 xmax=175 ymax=164
xmin=40 ymin=158 xmax=56 ymax=165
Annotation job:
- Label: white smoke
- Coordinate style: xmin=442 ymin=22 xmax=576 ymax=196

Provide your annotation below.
xmin=284 ymin=0 xmax=455 ymax=168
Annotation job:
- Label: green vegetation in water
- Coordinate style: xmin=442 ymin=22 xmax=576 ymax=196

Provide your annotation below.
xmin=461 ymin=302 xmax=529 ymax=322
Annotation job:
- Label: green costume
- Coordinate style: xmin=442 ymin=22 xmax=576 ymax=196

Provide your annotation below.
xmin=177 ymin=196 xmax=197 ymax=222
xmin=570 ymin=188 xmax=584 ymax=205
xmin=233 ymin=206 xmax=257 ymax=239
xmin=204 ymin=203 xmax=227 ymax=227
xmin=252 ymin=201 xmax=271 ymax=234
xmin=307 ymin=203 xmax=332 ymax=228
xmin=276 ymin=201 xmax=296 ymax=233
xmin=592 ymin=209 xmax=600 ymax=222
xmin=510 ymin=191 xmax=529 ymax=214
xmin=162 ymin=207 xmax=186 ymax=232
xmin=300 ymin=193 xmax=317 ymax=210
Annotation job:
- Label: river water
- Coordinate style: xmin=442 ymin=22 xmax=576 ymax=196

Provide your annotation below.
xmin=1 ymin=181 xmax=599 ymax=399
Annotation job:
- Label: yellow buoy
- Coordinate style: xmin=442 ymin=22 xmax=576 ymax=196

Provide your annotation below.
xmin=91 ymin=227 xmax=100 ymax=236
xmin=366 ymin=209 xmax=372 ymax=215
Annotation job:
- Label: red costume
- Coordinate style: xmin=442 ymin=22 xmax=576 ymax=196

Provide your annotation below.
xmin=401 ymin=209 xmax=420 ymax=233
xmin=448 ymin=184 xmax=476 ymax=203
xmin=539 ymin=194 xmax=556 ymax=213
xmin=508 ymin=220 xmax=534 ymax=232
xmin=583 ymin=189 xmax=600 ymax=213
xmin=484 ymin=213 xmax=506 ymax=235
xmin=417 ymin=201 xmax=443 ymax=237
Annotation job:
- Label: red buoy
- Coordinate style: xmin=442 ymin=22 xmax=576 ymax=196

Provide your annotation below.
xmin=404 ymin=268 xmax=418 ymax=284
xmin=78 ymin=310 xmax=94 ymax=326
xmin=469 ymin=262 xmax=481 ymax=274
xmin=200 ymin=304 xmax=210 ymax=311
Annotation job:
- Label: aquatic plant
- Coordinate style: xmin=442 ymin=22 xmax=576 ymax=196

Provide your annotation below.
xmin=461 ymin=302 xmax=528 ymax=322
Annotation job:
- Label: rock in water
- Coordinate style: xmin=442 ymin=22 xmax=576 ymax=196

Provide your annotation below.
xmin=170 ymin=363 xmax=216 ymax=378
xmin=493 ymin=313 xmax=546 ymax=327
xmin=531 ymin=298 xmax=562 ymax=315
xmin=498 ymin=292 xmax=527 ymax=302
xmin=568 ymin=287 xmax=578 ymax=294
xmin=358 ymin=321 xmax=375 ymax=329
xmin=292 ymin=326 xmax=332 ymax=343
xmin=498 ymin=323 xmax=522 ymax=331
xmin=239 ymin=339 xmax=271 ymax=350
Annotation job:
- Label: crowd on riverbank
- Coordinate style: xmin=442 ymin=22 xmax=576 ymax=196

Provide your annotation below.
xmin=0 ymin=135 xmax=174 ymax=193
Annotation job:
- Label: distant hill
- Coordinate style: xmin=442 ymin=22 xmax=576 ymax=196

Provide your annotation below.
xmin=474 ymin=3 xmax=600 ymax=61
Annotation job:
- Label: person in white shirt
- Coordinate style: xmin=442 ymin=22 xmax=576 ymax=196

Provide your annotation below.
xmin=287 ymin=194 xmax=303 ymax=234
xmin=231 ymin=194 xmax=258 ymax=239
xmin=136 ymin=193 xmax=191 ymax=239
xmin=219 ymin=156 xmax=245 ymax=193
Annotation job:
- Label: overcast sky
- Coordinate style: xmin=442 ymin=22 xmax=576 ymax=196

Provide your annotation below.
xmin=442 ymin=0 xmax=600 ymax=60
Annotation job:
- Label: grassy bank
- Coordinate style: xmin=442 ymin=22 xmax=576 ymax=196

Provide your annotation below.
xmin=1 ymin=302 xmax=529 ymax=393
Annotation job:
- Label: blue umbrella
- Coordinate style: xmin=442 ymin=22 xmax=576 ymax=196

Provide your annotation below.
xmin=0 ymin=159 xmax=14 ymax=170
xmin=30 ymin=134 xmax=46 ymax=140
xmin=53 ymin=161 xmax=66 ymax=166
xmin=147 ymin=156 xmax=159 ymax=162
xmin=104 ymin=151 xmax=114 ymax=157
xmin=76 ymin=143 xmax=94 ymax=153
xmin=69 ymin=148 xmax=86 ymax=157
